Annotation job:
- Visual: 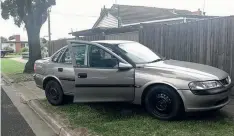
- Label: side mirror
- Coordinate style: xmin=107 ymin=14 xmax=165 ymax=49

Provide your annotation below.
xmin=118 ymin=62 xmax=133 ymax=70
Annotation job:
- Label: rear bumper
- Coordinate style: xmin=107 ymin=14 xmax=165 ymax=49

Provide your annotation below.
xmin=33 ymin=74 xmax=44 ymax=89
xmin=179 ymin=84 xmax=233 ymax=112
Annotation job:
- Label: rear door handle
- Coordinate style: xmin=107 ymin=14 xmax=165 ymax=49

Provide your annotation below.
xmin=58 ymin=68 xmax=63 ymax=72
xmin=78 ymin=73 xmax=87 ymax=78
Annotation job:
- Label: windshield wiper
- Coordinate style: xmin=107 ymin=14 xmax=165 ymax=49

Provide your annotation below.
xmin=150 ymin=59 xmax=162 ymax=63
xmin=148 ymin=58 xmax=164 ymax=63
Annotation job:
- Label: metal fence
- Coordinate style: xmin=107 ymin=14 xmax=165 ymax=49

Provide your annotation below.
xmin=139 ymin=16 xmax=234 ymax=79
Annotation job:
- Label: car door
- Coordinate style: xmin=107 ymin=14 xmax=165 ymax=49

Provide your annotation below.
xmin=52 ymin=47 xmax=76 ymax=95
xmin=68 ymin=41 xmax=135 ymax=102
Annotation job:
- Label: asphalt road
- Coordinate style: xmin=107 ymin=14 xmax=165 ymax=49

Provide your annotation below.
xmin=1 ymin=88 xmax=35 ymax=136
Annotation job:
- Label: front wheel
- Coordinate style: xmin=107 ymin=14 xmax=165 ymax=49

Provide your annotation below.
xmin=144 ymin=85 xmax=184 ymax=120
xmin=45 ymin=80 xmax=64 ymax=106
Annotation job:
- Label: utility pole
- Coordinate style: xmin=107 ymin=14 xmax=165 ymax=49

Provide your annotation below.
xmin=202 ymin=0 xmax=206 ymax=15
xmin=48 ymin=8 xmax=51 ymax=46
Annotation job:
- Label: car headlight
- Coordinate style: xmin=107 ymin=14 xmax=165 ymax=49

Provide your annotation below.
xmin=188 ymin=80 xmax=222 ymax=90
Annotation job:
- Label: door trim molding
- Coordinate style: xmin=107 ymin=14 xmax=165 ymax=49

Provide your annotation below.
xmin=59 ymin=77 xmax=75 ymax=81
xmin=75 ymin=84 xmax=134 ymax=87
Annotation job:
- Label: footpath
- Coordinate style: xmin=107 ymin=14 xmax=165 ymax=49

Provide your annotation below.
xmin=2 ymin=78 xmax=83 ymax=136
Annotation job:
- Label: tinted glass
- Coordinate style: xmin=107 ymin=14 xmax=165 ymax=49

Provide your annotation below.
xmin=89 ymin=45 xmax=118 ymax=68
xmin=52 ymin=48 xmax=65 ymax=62
xmin=72 ymin=45 xmax=87 ymax=66
xmin=60 ymin=48 xmax=72 ymax=64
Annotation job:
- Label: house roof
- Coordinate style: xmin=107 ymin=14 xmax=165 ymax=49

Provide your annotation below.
xmin=70 ymin=25 xmax=140 ymax=36
xmin=93 ymin=4 xmax=206 ymax=28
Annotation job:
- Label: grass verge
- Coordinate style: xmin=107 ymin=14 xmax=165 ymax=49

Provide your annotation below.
xmin=1 ymin=58 xmax=33 ymax=82
xmin=40 ymin=100 xmax=234 ymax=136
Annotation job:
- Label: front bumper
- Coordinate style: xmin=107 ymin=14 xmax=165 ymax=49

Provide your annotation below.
xmin=179 ymin=84 xmax=234 ymax=112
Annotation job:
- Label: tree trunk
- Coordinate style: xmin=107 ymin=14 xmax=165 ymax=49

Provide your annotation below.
xmin=23 ymin=25 xmax=41 ymax=73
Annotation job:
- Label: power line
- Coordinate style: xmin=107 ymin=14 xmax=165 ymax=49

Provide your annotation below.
xmin=51 ymin=12 xmax=98 ymax=18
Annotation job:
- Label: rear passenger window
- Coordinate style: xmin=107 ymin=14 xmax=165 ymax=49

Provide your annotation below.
xmin=52 ymin=48 xmax=65 ymax=62
xmin=60 ymin=49 xmax=72 ymax=64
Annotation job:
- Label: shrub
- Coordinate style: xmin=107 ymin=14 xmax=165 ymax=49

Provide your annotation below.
xmin=21 ymin=47 xmax=29 ymax=52
xmin=3 ymin=46 xmax=13 ymax=51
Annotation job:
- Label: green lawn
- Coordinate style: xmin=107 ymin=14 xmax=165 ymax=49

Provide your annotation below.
xmin=1 ymin=58 xmax=33 ymax=82
xmin=40 ymin=100 xmax=234 ymax=136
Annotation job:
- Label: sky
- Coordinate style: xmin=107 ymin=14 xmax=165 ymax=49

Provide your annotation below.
xmin=0 ymin=0 xmax=234 ymax=41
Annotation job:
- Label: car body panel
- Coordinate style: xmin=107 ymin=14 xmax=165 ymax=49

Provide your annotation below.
xmin=33 ymin=40 xmax=233 ymax=112
xmin=68 ymin=41 xmax=135 ymax=102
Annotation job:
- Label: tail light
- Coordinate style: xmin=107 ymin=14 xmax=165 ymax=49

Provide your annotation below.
xmin=34 ymin=63 xmax=36 ymax=72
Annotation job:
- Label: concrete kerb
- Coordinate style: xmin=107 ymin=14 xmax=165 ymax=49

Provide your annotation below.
xmin=2 ymin=74 xmax=77 ymax=136
xmin=19 ymin=92 xmax=76 ymax=136
xmin=1 ymin=73 xmax=14 ymax=84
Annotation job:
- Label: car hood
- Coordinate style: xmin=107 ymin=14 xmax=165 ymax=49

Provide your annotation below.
xmin=139 ymin=59 xmax=228 ymax=81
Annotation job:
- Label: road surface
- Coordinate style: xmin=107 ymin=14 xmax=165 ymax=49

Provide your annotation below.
xmin=1 ymin=79 xmax=56 ymax=136
xmin=1 ymin=88 xmax=35 ymax=136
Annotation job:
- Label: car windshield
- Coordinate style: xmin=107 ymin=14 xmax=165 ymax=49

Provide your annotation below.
xmin=117 ymin=42 xmax=162 ymax=64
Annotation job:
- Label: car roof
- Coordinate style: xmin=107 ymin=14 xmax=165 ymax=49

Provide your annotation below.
xmin=92 ymin=40 xmax=135 ymax=45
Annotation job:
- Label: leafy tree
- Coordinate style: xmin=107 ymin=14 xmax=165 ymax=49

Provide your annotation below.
xmin=1 ymin=36 xmax=8 ymax=42
xmin=1 ymin=0 xmax=56 ymax=73
xmin=21 ymin=47 xmax=29 ymax=52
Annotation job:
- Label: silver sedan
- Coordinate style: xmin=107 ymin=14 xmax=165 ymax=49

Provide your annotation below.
xmin=34 ymin=40 xmax=233 ymax=120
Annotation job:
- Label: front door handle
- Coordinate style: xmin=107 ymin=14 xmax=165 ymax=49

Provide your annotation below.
xmin=58 ymin=68 xmax=63 ymax=72
xmin=78 ymin=73 xmax=87 ymax=78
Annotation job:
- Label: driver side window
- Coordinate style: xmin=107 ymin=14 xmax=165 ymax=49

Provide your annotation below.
xmin=88 ymin=45 xmax=118 ymax=68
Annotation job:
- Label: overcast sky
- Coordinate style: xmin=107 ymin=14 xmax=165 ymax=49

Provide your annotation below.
xmin=0 ymin=0 xmax=234 ymax=41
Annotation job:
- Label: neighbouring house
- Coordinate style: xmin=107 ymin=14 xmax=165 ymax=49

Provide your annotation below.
xmin=92 ymin=4 xmax=210 ymax=28
xmin=0 ymin=35 xmax=28 ymax=53
xmin=70 ymin=4 xmax=216 ymax=40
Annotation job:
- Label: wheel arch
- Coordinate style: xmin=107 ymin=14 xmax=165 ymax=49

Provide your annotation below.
xmin=43 ymin=75 xmax=63 ymax=90
xmin=140 ymin=82 xmax=185 ymax=108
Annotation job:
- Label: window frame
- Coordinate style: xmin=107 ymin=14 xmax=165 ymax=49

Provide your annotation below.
xmin=70 ymin=44 xmax=89 ymax=67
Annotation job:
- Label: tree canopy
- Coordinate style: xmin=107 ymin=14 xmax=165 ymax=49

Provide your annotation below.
xmin=1 ymin=0 xmax=55 ymax=28
xmin=1 ymin=0 xmax=56 ymax=73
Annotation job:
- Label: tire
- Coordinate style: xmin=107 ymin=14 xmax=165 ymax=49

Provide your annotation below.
xmin=45 ymin=80 xmax=64 ymax=106
xmin=144 ymin=85 xmax=183 ymax=120
xmin=1 ymin=53 xmax=5 ymax=58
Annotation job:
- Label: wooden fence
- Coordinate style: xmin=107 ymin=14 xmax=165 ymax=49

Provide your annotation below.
xmin=77 ymin=35 xmax=105 ymax=41
xmin=48 ymin=39 xmax=70 ymax=56
xmin=48 ymin=16 xmax=234 ymax=79
xmin=139 ymin=16 xmax=234 ymax=79
xmin=48 ymin=35 xmax=105 ymax=55
xmin=105 ymin=31 xmax=139 ymax=42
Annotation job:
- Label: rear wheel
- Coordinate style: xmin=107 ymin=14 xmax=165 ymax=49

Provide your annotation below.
xmin=144 ymin=85 xmax=183 ymax=120
xmin=1 ymin=53 xmax=5 ymax=58
xmin=45 ymin=80 xmax=64 ymax=106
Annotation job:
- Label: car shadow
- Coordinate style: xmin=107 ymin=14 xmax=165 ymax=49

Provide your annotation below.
xmin=65 ymin=101 xmax=230 ymax=121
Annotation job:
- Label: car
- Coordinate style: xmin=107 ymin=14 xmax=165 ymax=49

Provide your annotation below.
xmin=33 ymin=40 xmax=234 ymax=120
xmin=0 ymin=49 xmax=14 ymax=58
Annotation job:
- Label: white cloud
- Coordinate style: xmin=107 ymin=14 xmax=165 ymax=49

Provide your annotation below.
xmin=0 ymin=0 xmax=234 ymax=41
